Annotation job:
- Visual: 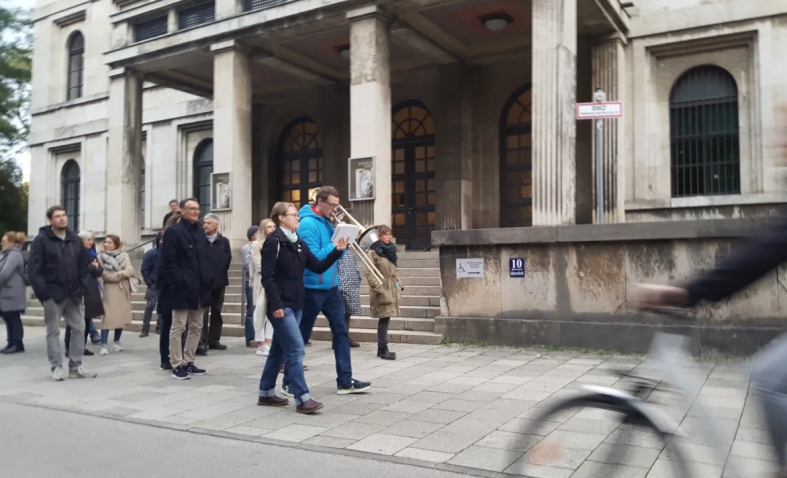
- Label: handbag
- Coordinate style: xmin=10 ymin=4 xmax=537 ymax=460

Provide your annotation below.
xmin=129 ymin=276 xmax=140 ymax=294
xmin=253 ymin=240 xmax=280 ymax=332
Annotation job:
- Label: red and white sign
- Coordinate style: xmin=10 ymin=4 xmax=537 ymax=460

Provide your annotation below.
xmin=576 ymin=102 xmax=623 ymax=119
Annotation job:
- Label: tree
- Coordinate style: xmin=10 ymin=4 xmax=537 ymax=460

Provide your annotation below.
xmin=0 ymin=5 xmax=31 ymax=160
xmin=0 ymin=157 xmax=26 ymax=233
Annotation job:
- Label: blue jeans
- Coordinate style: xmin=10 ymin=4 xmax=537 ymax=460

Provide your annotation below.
xmin=101 ymin=328 xmax=123 ymax=345
xmin=300 ymin=287 xmax=353 ymax=388
xmin=244 ymin=282 xmax=255 ymax=343
xmin=258 ymin=308 xmax=310 ymax=405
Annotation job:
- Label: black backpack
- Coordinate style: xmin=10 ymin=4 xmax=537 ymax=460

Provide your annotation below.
xmin=20 ymin=257 xmax=30 ymax=286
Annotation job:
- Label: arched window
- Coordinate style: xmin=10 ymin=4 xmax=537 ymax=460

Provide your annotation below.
xmin=67 ymin=32 xmax=84 ymax=101
xmin=670 ymin=65 xmax=740 ymax=197
xmin=500 ymin=84 xmax=533 ymax=228
xmin=61 ymin=160 xmax=80 ymax=231
xmin=193 ymin=139 xmax=213 ymax=217
xmin=278 ymin=118 xmax=322 ymax=208
xmin=391 ymin=101 xmax=436 ymax=250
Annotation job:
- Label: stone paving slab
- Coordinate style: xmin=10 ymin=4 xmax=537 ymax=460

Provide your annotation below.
xmin=0 ymin=327 xmax=776 ymax=477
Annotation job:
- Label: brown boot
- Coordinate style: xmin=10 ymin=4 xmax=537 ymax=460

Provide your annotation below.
xmin=258 ymin=396 xmax=289 ymax=407
xmin=296 ymin=399 xmax=324 ymax=414
xmin=139 ymin=330 xmax=149 ymax=338
xmin=349 ymin=339 xmax=361 ymax=348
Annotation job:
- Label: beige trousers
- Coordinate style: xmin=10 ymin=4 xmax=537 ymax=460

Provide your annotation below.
xmin=170 ymin=308 xmax=203 ymax=368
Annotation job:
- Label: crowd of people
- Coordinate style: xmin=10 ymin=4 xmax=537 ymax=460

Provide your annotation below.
xmin=0 ymin=185 xmax=404 ymax=415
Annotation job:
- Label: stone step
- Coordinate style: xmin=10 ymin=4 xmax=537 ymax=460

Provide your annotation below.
xmin=358 ymin=267 xmax=439 ymax=278
xmin=19 ymin=317 xmax=443 ymax=344
xmin=362 ymin=277 xmax=440 ymax=287
xmin=317 ymin=316 xmax=435 ymax=332
xmin=360 ymin=285 xmax=441 ymax=296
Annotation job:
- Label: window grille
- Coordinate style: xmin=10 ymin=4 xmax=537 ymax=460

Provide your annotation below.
xmin=67 ymin=32 xmax=84 ymax=101
xmin=134 ymin=16 xmax=168 ymax=42
xmin=244 ymin=0 xmax=292 ymax=12
xmin=670 ymin=65 xmax=740 ymax=198
xmin=178 ymin=2 xmax=215 ymax=30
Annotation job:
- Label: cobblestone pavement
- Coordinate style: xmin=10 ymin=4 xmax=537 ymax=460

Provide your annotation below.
xmin=0 ymin=328 xmax=775 ymax=478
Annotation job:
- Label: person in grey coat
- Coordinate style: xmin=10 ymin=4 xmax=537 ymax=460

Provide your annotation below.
xmin=0 ymin=231 xmax=28 ymax=354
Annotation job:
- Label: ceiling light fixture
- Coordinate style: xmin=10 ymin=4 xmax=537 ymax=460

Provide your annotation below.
xmin=335 ymin=44 xmax=350 ymax=59
xmin=479 ymin=12 xmax=513 ymax=32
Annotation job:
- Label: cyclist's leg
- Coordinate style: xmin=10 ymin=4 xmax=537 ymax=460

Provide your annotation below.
xmin=750 ymin=333 xmax=787 ymax=468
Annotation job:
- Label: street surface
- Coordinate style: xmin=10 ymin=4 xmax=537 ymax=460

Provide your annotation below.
xmin=0 ymin=328 xmax=778 ymax=477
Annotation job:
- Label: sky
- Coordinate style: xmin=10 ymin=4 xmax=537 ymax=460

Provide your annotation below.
xmin=6 ymin=0 xmax=33 ymax=181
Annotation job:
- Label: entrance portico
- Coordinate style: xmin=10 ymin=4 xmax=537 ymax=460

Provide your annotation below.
xmin=102 ymin=0 xmax=626 ymax=249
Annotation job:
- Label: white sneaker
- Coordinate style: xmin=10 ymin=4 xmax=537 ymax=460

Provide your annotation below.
xmin=69 ymin=366 xmax=97 ymax=379
xmin=112 ymin=342 xmax=123 ymax=352
xmin=52 ymin=367 xmax=67 ymax=382
xmin=256 ymin=344 xmax=270 ymax=356
xmin=99 ymin=346 xmax=109 ymax=356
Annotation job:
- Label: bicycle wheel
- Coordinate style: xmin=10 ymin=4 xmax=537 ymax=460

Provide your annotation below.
xmin=516 ymin=393 xmax=691 ymax=478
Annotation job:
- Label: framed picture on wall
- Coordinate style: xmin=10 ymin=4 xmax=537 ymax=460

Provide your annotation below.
xmin=211 ymin=172 xmax=231 ymax=211
xmin=348 ymin=156 xmax=375 ymax=202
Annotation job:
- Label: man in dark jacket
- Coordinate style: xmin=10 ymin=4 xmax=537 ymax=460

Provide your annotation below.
xmin=198 ymin=213 xmax=232 ymax=354
xmin=28 ymin=205 xmax=97 ymax=381
xmin=158 ymin=198 xmax=214 ymax=380
xmin=140 ymin=232 xmax=162 ymax=337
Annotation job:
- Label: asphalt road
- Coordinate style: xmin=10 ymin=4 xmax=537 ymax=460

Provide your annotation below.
xmin=0 ymin=401 xmax=473 ymax=478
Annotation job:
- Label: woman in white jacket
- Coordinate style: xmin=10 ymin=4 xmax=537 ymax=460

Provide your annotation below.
xmin=251 ymin=219 xmax=276 ymax=355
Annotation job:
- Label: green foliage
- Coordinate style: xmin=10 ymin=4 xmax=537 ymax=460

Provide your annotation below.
xmin=478 ymin=341 xmax=488 ymax=348
xmin=0 ymin=5 xmax=32 ymax=159
xmin=0 ymin=158 xmax=26 ymax=233
xmin=440 ymin=336 xmax=452 ymax=345
xmin=542 ymin=343 xmax=562 ymax=352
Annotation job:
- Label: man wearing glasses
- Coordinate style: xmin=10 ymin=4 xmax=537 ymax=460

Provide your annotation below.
xmin=296 ymin=186 xmax=371 ymax=395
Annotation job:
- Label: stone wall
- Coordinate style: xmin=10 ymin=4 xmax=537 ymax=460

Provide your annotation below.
xmin=432 ymin=219 xmax=787 ymax=355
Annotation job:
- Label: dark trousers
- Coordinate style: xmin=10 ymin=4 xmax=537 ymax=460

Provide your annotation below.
xmin=300 ymin=287 xmax=353 ymax=388
xmin=64 ymin=316 xmax=90 ymax=351
xmin=142 ymin=286 xmax=160 ymax=332
xmin=200 ymin=288 xmax=225 ymax=347
xmin=1 ymin=311 xmax=24 ymax=346
xmin=159 ymin=312 xmax=173 ymax=363
xmin=244 ymin=282 xmax=255 ymax=343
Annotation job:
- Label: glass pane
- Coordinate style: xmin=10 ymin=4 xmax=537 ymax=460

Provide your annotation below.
xmin=394 ymin=214 xmax=405 ymax=226
xmin=282 ymin=190 xmax=291 ymax=201
xmin=394 ymin=149 xmax=404 ymax=161
xmin=416 ymin=180 xmax=425 ymax=192
xmin=416 ymin=213 xmax=426 ymax=225
xmin=416 ymin=193 xmax=426 ymax=206
xmin=395 ymin=162 xmax=405 ymax=175
xmin=427 ymin=212 xmax=435 ymax=224
xmin=415 ymin=160 xmax=425 ymax=173
xmin=395 ymin=181 xmax=405 ymax=193
xmin=427 ymin=146 xmax=435 ymax=158
xmin=283 ymin=162 xmax=291 ymax=173
xmin=415 ymin=147 xmax=425 ymax=159
xmin=393 ymin=194 xmax=406 ymax=207
xmin=291 ymin=173 xmax=300 ymax=185
xmin=292 ymin=190 xmax=300 ymax=201
xmin=427 ymin=192 xmax=435 ymax=205
xmin=308 ymin=171 xmax=317 ymax=182
xmin=427 ymin=159 xmax=435 ymax=172
xmin=292 ymin=161 xmax=300 ymax=172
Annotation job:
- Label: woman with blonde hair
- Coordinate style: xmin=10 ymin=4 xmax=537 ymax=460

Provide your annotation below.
xmin=98 ymin=234 xmax=137 ymax=355
xmin=251 ymin=218 xmax=276 ymax=356
xmin=0 ymin=231 xmax=27 ymax=354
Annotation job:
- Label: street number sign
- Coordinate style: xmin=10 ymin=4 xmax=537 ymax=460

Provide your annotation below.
xmin=576 ymin=102 xmax=623 ymax=119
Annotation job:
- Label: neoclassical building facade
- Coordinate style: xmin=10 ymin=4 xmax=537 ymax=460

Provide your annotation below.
xmin=28 ymin=0 xmax=787 ymax=249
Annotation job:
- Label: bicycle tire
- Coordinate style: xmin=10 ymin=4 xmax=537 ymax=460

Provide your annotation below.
xmin=518 ymin=393 xmax=692 ymax=477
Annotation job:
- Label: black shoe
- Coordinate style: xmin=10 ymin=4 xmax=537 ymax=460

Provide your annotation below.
xmin=186 ymin=363 xmax=206 ymax=376
xmin=196 ymin=347 xmax=208 ymax=357
xmin=377 ymin=346 xmax=396 ymax=361
xmin=139 ymin=330 xmax=149 ymax=338
xmin=172 ymin=366 xmax=190 ymax=380
xmin=160 ymin=361 xmax=173 ymax=371
xmin=1 ymin=344 xmax=23 ymax=354
xmin=337 ymin=379 xmax=372 ymax=395
xmin=1 ymin=344 xmax=11 ymax=353
xmin=83 ymin=348 xmax=95 ymax=356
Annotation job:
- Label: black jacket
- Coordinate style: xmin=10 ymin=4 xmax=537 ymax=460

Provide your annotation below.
xmin=28 ymin=226 xmax=91 ymax=303
xmin=84 ymin=253 xmax=105 ymax=319
xmin=158 ymin=219 xmax=214 ymax=310
xmin=261 ymin=228 xmax=342 ymax=313
xmin=206 ymin=233 xmax=232 ymax=290
xmin=687 ymin=217 xmax=787 ymax=304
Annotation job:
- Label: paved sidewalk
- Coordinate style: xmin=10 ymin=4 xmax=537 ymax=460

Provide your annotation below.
xmin=0 ymin=327 xmax=775 ymax=478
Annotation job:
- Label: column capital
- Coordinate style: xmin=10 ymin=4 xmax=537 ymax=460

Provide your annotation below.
xmin=210 ymin=39 xmax=250 ymax=55
xmin=346 ymin=5 xmax=393 ymax=23
xmin=596 ymin=32 xmax=628 ymax=47
xmin=108 ymin=67 xmax=140 ymax=80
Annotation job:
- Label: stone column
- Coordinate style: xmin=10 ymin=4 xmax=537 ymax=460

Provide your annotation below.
xmin=592 ymin=36 xmax=626 ymax=223
xmin=348 ymin=5 xmax=391 ymax=227
xmin=211 ymin=40 xmax=252 ymax=248
xmin=106 ymin=68 xmax=143 ymax=246
xmin=531 ymin=0 xmax=577 ymax=226
xmin=436 ymin=62 xmax=473 ymax=230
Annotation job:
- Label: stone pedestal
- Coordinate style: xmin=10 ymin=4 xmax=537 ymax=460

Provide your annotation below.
xmin=531 ymin=0 xmax=577 ymax=226
xmin=212 ymin=40 xmax=252 ymax=248
xmin=592 ymin=36 xmax=626 ymax=223
xmin=106 ymin=68 xmax=143 ymax=246
xmin=348 ymin=6 xmax=391 ymax=228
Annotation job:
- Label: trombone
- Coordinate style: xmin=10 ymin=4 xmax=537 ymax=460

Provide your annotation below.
xmin=308 ymin=188 xmax=385 ymax=286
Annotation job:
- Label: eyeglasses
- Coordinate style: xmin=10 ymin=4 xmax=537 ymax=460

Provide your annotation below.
xmin=327 ymin=203 xmax=339 ymax=209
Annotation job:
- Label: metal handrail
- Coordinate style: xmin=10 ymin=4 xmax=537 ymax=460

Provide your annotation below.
xmin=127 ymin=237 xmax=155 ymax=253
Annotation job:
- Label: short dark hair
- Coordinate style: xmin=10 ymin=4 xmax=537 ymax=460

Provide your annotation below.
xmin=169 ymin=199 xmax=178 ymax=205
xmin=179 ymin=198 xmax=199 ymax=210
xmin=315 ymin=186 xmax=340 ymax=204
xmin=46 ymin=205 xmax=66 ymax=219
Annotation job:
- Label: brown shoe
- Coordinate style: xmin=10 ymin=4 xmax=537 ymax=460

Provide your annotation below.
xmin=303 ymin=364 xmax=309 ymax=371
xmin=258 ymin=396 xmax=289 ymax=407
xmin=296 ymin=399 xmax=324 ymax=414
xmin=247 ymin=341 xmax=259 ymax=348
xmin=209 ymin=342 xmax=227 ymax=350
xmin=350 ymin=339 xmax=361 ymax=348
xmin=139 ymin=330 xmax=149 ymax=338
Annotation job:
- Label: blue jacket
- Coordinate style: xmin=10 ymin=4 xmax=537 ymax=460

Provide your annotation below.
xmin=298 ymin=204 xmax=343 ymax=290
xmin=141 ymin=247 xmax=158 ymax=288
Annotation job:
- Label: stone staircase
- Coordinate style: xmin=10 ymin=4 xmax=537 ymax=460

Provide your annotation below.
xmin=20 ymin=250 xmax=444 ymax=345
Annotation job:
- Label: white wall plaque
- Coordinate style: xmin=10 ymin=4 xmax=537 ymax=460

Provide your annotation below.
xmin=457 ymin=258 xmax=484 ymax=279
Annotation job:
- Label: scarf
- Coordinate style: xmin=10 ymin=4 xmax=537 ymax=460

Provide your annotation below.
xmin=207 ymin=232 xmax=218 ymax=244
xmin=281 ymin=227 xmax=299 ymax=243
xmin=86 ymin=247 xmax=97 ymax=259
xmin=370 ymin=241 xmax=398 ymax=266
xmin=100 ymin=250 xmax=125 ymax=273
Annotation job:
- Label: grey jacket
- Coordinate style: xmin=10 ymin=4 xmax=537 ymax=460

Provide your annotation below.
xmin=0 ymin=246 xmax=27 ymax=312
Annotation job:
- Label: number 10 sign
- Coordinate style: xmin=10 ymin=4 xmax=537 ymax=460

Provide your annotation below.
xmin=509 ymin=258 xmax=525 ymax=278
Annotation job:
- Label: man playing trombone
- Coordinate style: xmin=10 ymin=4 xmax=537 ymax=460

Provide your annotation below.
xmin=296 ymin=186 xmax=372 ymax=395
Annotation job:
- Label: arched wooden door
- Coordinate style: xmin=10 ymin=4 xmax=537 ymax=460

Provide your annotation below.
xmin=278 ymin=117 xmax=322 ymax=208
xmin=391 ymin=101 xmax=436 ymax=251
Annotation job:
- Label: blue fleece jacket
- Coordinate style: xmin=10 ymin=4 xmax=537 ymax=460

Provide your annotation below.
xmin=298 ymin=204 xmax=343 ymax=290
